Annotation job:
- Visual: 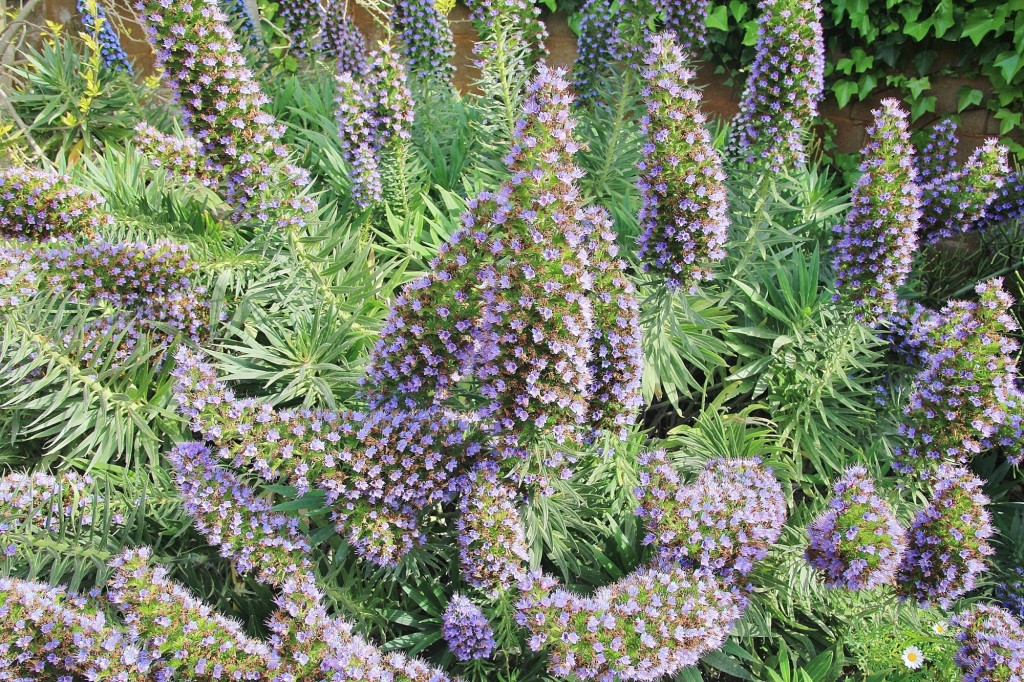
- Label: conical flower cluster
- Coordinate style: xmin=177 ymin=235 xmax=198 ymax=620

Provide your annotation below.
xmin=466 ymin=0 xmax=548 ymax=61
xmin=391 ymin=0 xmax=456 ymax=84
xmin=336 ymin=43 xmax=415 ymax=208
xmin=805 ymin=466 xmax=905 ymax=590
xmin=137 ymin=0 xmax=316 ymax=228
xmin=320 ymin=1 xmax=367 ymax=73
xmin=77 ymin=0 xmax=133 ymax=73
xmin=952 ymin=604 xmax=1024 ymax=682
xmin=831 ymin=99 xmax=921 ymax=319
xmin=0 ymin=168 xmax=112 ymax=241
xmin=896 ymin=278 xmax=1024 ymax=475
xmin=636 ymin=32 xmax=729 ymax=292
xmin=727 ymin=0 xmax=825 ymax=170
xmin=654 ymin=0 xmax=710 ymax=53
xmin=442 ymin=594 xmax=497 ymax=661
xmin=896 ymin=465 xmax=994 ymax=608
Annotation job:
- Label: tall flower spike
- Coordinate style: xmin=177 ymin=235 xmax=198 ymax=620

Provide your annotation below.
xmin=391 ymin=0 xmax=456 ymax=84
xmin=952 ymin=604 xmax=1024 ymax=682
xmin=320 ymin=0 xmax=367 ymax=73
xmin=919 ymin=138 xmax=1010 ymax=243
xmin=465 ymin=0 xmax=548 ymax=62
xmin=517 ymin=565 xmax=749 ymax=681
xmin=442 ymin=594 xmax=497 ymax=661
xmin=0 ymin=167 xmax=112 ymax=241
xmin=137 ymin=0 xmax=315 ymax=228
xmin=78 ymin=0 xmax=134 ymax=74
xmin=635 ymin=452 xmax=787 ymax=577
xmin=895 ymin=278 xmax=1024 ymax=475
xmin=457 ymin=462 xmax=530 ymax=594
xmin=970 ymin=170 xmax=1024 ymax=231
xmin=336 ymin=42 xmax=415 ymax=208
xmin=831 ymin=99 xmax=921 ymax=320
xmin=636 ymin=32 xmax=730 ymax=292
xmin=585 ymin=205 xmax=644 ymax=437
xmin=277 ymin=0 xmax=319 ymax=57
xmin=108 ymin=547 xmax=276 ymax=679
xmin=805 ymin=466 xmax=905 ymax=590
xmin=572 ymin=0 xmax=645 ymax=104
xmin=727 ymin=0 xmax=825 ymax=170
xmin=917 ymin=117 xmax=960 ymax=186
xmin=654 ymin=0 xmax=711 ymax=53
xmin=896 ymin=465 xmax=994 ymax=608
xmin=0 ymin=577 xmax=150 ymax=679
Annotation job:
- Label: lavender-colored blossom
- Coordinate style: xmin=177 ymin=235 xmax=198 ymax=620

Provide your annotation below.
xmin=636 ymin=32 xmax=730 ymax=291
xmin=952 ymin=604 xmax=1024 ymax=682
xmin=516 ymin=564 xmax=749 ymax=681
xmin=970 ymin=170 xmax=1024 ymax=231
xmin=277 ymin=0 xmax=318 ymax=57
xmin=320 ymin=0 xmax=367 ymax=73
xmin=917 ymin=117 xmax=960 ymax=186
xmin=831 ymin=99 xmax=921 ymax=319
xmin=0 ymin=471 xmax=109 ymax=537
xmin=805 ymin=466 xmax=905 ymax=590
xmin=137 ymin=0 xmax=316 ymax=228
xmin=727 ymin=0 xmax=825 ymax=170
xmin=77 ymin=0 xmax=134 ymax=73
xmin=442 ymin=594 xmax=496 ymax=661
xmin=0 ymin=577 xmax=150 ymax=679
xmin=654 ymin=0 xmax=710 ymax=53
xmin=585 ymin=205 xmax=644 ymax=437
xmin=896 ymin=465 xmax=994 ymax=608
xmin=457 ymin=462 xmax=530 ymax=594
xmin=135 ymin=122 xmax=215 ymax=186
xmin=919 ymin=138 xmax=1009 ymax=243
xmin=635 ymin=452 xmax=786 ymax=577
xmin=336 ymin=42 xmax=415 ymax=208
xmin=0 ymin=167 xmax=112 ymax=241
xmin=391 ymin=0 xmax=456 ymax=84
xmin=896 ymin=278 xmax=1024 ymax=474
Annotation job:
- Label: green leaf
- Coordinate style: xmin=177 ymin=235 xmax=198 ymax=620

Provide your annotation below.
xmin=961 ymin=9 xmax=999 ymax=45
xmin=994 ymin=108 xmax=1023 ymax=135
xmin=703 ymin=651 xmax=753 ymax=680
xmin=993 ymin=51 xmax=1024 ymax=83
xmin=957 ymin=86 xmax=984 ymax=113
xmin=930 ymin=0 xmax=954 ymax=38
xmin=910 ymin=94 xmax=937 ymax=121
xmin=832 ymin=80 xmax=859 ymax=108
xmin=706 ymin=5 xmax=730 ymax=31
xmin=728 ymin=0 xmax=748 ymax=22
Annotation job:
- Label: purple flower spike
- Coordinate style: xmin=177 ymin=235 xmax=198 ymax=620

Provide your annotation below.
xmin=442 ymin=594 xmax=497 ymax=661
xmin=636 ymin=32 xmax=730 ymax=292
xmin=805 ymin=466 xmax=905 ymax=590
xmin=0 ymin=168 xmax=113 ymax=241
xmin=727 ymin=0 xmax=825 ymax=171
xmin=952 ymin=604 xmax=1024 ymax=682
xmin=391 ymin=0 xmax=456 ymax=84
xmin=831 ymin=99 xmax=921 ymax=320
xmin=896 ymin=465 xmax=994 ymax=609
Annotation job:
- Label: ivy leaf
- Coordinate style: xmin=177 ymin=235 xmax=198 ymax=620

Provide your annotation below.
xmin=540 ymin=0 xmax=557 ymax=10
xmin=961 ymin=9 xmax=999 ymax=45
xmin=993 ymin=51 xmax=1024 ymax=84
xmin=728 ymin=0 xmax=747 ymax=22
xmin=832 ymin=80 xmax=859 ymax=108
xmin=957 ymin=86 xmax=984 ymax=113
xmin=930 ymin=0 xmax=954 ymax=39
xmin=994 ymin=109 xmax=1022 ymax=135
xmin=741 ymin=19 xmax=759 ymax=46
xmin=706 ymin=5 xmax=730 ymax=31
xmin=904 ymin=76 xmax=931 ymax=99
xmin=910 ymin=95 xmax=937 ymax=121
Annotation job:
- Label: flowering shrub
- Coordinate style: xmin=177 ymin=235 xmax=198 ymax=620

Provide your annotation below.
xmin=727 ymin=0 xmax=825 ymax=170
xmin=442 ymin=594 xmax=497 ymax=661
xmin=831 ymin=99 xmax=921 ymax=319
xmin=952 ymin=604 xmax=1024 ymax=682
xmin=805 ymin=466 xmax=905 ymax=590
xmin=635 ymin=451 xmax=786 ymax=576
xmin=0 ymin=168 xmax=112 ymax=241
xmin=136 ymin=0 xmax=315 ymax=227
xmin=635 ymin=32 xmax=729 ymax=292
xmin=336 ymin=43 xmax=415 ymax=208
xmin=895 ymin=278 xmax=1024 ymax=475
xmin=896 ymin=465 xmax=994 ymax=608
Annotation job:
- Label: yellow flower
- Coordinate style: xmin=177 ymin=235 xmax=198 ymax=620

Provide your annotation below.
xmin=902 ymin=646 xmax=924 ymax=670
xmin=435 ymin=0 xmax=456 ymax=14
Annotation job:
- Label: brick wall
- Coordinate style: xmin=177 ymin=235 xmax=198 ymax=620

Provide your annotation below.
xmin=37 ymin=0 xmax=1003 ymax=157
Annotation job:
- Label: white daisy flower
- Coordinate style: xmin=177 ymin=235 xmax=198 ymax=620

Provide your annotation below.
xmin=902 ymin=646 xmax=925 ymax=669
xmin=933 ymin=622 xmax=948 ymax=635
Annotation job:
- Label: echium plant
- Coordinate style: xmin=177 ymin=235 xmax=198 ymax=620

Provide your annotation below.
xmin=895 ymin=278 xmax=1024 ymax=475
xmin=952 ymin=604 xmax=1024 ymax=681
xmin=635 ymin=32 xmax=729 ymax=292
xmin=465 ymin=0 xmax=548 ymax=62
xmin=913 ymin=118 xmax=1010 ymax=243
xmin=276 ymin=0 xmax=319 ymax=56
xmin=442 ymin=593 xmax=497 ymax=661
xmin=727 ymin=0 xmax=824 ymax=171
xmin=805 ymin=466 xmax=906 ymax=590
xmin=896 ymin=464 xmax=994 ymax=608
xmin=831 ymin=99 xmax=921 ymax=320
xmin=516 ymin=453 xmax=786 ymax=680
xmin=390 ymin=0 xmax=456 ymax=84
xmin=572 ymin=0 xmax=650 ymax=104
xmin=336 ymin=42 xmax=415 ymax=208
xmin=653 ymin=0 xmax=710 ymax=53
xmin=136 ymin=0 xmax=316 ymax=228
xmin=972 ymin=169 xmax=1024 ymax=231
xmin=320 ymin=0 xmax=367 ymax=74
xmin=0 ymin=168 xmax=113 ymax=241
xmin=77 ymin=0 xmax=134 ymax=74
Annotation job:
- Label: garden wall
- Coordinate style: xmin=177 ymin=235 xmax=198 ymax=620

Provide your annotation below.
xmin=38 ymin=0 xmax=1001 ymax=156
